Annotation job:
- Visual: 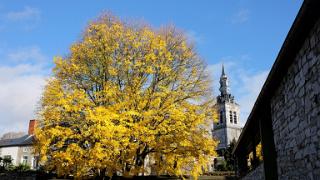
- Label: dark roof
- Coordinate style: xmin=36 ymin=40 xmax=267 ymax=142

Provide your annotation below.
xmin=0 ymin=135 xmax=35 ymax=147
xmin=233 ymin=0 xmax=320 ymax=154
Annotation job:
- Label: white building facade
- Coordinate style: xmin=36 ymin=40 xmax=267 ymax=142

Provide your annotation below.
xmin=0 ymin=120 xmax=38 ymax=169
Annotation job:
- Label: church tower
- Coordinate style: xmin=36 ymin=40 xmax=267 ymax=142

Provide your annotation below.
xmin=213 ymin=65 xmax=242 ymax=152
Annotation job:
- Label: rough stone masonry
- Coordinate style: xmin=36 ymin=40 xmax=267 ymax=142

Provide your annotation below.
xmin=270 ymin=18 xmax=320 ymax=179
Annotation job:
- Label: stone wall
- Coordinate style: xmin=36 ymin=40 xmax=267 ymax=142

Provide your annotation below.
xmin=270 ymin=18 xmax=320 ymax=179
xmin=213 ymin=101 xmax=242 ymax=150
xmin=213 ymin=128 xmax=227 ymax=149
xmin=226 ymin=127 xmax=242 ymax=145
xmin=241 ymin=163 xmax=265 ymax=180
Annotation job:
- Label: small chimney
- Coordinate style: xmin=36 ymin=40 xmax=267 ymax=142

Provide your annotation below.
xmin=28 ymin=119 xmax=38 ymax=135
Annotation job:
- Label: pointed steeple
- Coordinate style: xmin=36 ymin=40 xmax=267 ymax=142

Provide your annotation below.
xmin=219 ymin=64 xmax=229 ymax=96
xmin=222 ymin=64 xmax=226 ymax=76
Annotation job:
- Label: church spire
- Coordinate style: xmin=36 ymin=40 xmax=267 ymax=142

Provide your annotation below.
xmin=219 ymin=64 xmax=230 ymax=96
xmin=222 ymin=64 xmax=225 ymax=76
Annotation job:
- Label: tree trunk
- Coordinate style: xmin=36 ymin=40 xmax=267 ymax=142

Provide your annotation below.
xmin=96 ymin=168 xmax=106 ymax=180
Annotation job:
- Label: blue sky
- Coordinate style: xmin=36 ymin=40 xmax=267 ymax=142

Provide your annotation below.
xmin=0 ymin=0 xmax=303 ymax=135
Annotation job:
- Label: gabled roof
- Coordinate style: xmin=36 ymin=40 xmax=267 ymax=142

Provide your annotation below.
xmin=0 ymin=135 xmax=35 ymax=148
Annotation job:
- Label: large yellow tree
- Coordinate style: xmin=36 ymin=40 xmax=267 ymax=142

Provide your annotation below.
xmin=36 ymin=14 xmax=217 ymax=179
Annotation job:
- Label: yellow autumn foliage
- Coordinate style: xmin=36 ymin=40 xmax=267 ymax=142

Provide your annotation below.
xmin=35 ymin=14 xmax=218 ymax=179
xmin=256 ymin=142 xmax=263 ymax=161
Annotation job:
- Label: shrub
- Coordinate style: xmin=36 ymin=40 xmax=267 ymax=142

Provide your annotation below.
xmin=13 ymin=164 xmax=31 ymax=173
xmin=0 ymin=156 xmax=14 ymax=172
xmin=215 ymin=159 xmax=227 ymax=171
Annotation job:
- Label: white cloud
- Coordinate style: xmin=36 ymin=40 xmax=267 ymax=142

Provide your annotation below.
xmin=0 ymin=64 xmax=45 ymax=81
xmin=0 ymin=47 xmax=48 ymax=136
xmin=207 ymin=58 xmax=269 ymax=126
xmin=7 ymin=46 xmax=46 ymax=63
xmin=236 ymin=70 xmax=269 ymax=124
xmin=6 ymin=6 xmax=40 ymax=21
xmin=1 ymin=6 xmax=41 ymax=31
xmin=231 ymin=9 xmax=250 ymax=24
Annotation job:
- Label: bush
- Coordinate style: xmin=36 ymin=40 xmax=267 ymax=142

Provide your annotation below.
xmin=13 ymin=164 xmax=31 ymax=172
xmin=215 ymin=160 xmax=227 ymax=171
xmin=0 ymin=156 xmax=14 ymax=172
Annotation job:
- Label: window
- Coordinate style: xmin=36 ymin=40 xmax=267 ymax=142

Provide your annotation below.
xmin=4 ymin=155 xmax=11 ymax=160
xmin=32 ymin=156 xmax=39 ymax=169
xmin=22 ymin=156 xmax=28 ymax=165
xmin=23 ymin=147 xmax=29 ymax=152
xmin=230 ymin=111 xmax=233 ymax=123
xmin=220 ymin=111 xmax=223 ymax=124
xmin=234 ymin=111 xmax=237 ymax=124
